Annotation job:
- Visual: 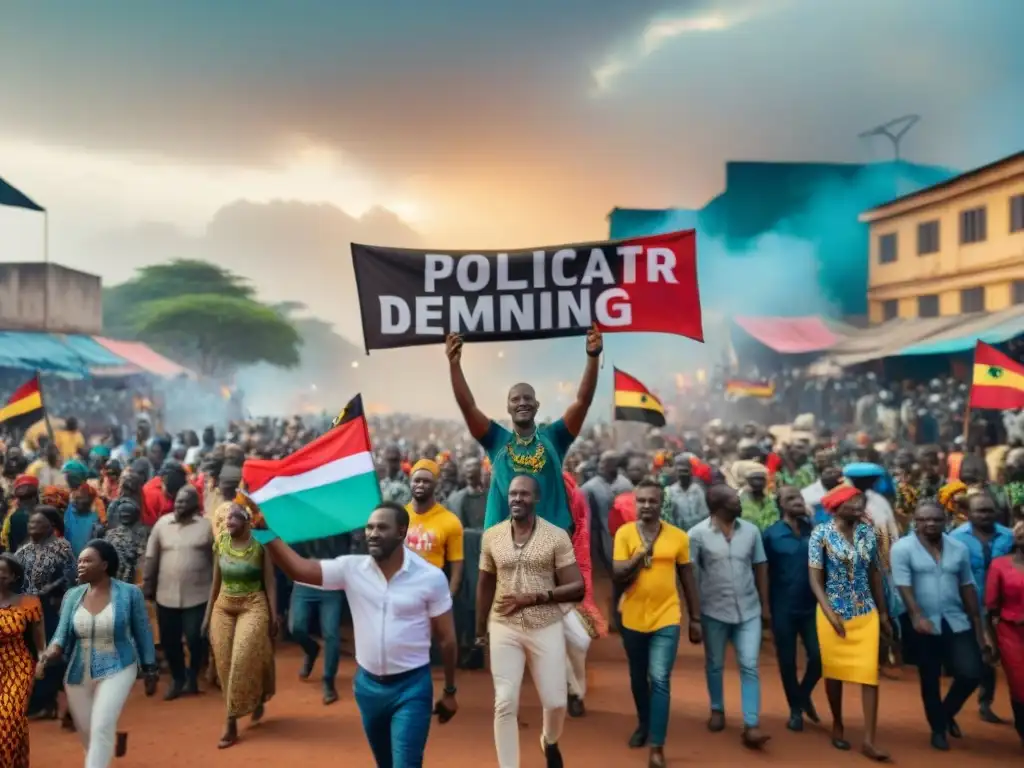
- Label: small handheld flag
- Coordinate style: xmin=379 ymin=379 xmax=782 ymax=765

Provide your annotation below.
xmin=243 ymin=393 xmax=380 ymax=543
xmin=613 ymin=368 xmax=666 ymax=427
xmin=0 ymin=375 xmax=46 ymax=429
xmin=969 ymin=342 xmax=1024 ymax=410
xmin=725 ymin=379 xmax=775 ymax=399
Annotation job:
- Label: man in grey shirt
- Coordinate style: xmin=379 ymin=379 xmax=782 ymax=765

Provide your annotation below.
xmin=891 ymin=500 xmax=991 ymax=751
xmin=666 ymin=454 xmax=709 ymax=531
xmin=689 ymin=484 xmax=771 ymax=749
xmin=581 ymin=451 xmax=632 ymax=572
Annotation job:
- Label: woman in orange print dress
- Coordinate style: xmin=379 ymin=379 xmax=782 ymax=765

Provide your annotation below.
xmin=0 ymin=553 xmax=47 ymax=768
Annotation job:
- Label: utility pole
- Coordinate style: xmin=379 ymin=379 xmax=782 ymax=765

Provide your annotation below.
xmin=859 ymin=115 xmax=921 ymax=161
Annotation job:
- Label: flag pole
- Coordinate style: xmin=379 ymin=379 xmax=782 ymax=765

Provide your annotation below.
xmin=36 ymin=370 xmax=56 ymax=444
xmin=963 ymin=342 xmax=977 ymax=450
xmin=42 ymin=211 xmax=49 ymax=331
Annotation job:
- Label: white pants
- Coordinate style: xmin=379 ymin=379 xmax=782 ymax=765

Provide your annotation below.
xmin=65 ymin=664 xmax=137 ymax=768
xmin=563 ymin=610 xmax=592 ymax=699
xmin=490 ymin=619 xmax=568 ymax=768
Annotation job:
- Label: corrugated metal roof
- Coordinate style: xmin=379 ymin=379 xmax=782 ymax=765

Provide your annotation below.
xmin=93 ymin=337 xmax=193 ymax=378
xmin=0 ymin=332 xmax=87 ymax=374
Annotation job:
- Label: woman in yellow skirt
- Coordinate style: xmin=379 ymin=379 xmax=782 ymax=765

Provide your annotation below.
xmin=808 ymin=484 xmax=892 ymax=762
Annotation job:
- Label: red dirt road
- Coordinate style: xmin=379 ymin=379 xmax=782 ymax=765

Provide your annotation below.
xmin=32 ymin=637 xmax=1022 ymax=767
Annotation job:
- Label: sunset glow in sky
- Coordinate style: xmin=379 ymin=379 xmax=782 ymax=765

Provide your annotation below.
xmin=0 ymin=0 xmax=1021 ymax=342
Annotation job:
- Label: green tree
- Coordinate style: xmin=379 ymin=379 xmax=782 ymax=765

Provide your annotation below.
xmin=135 ymin=294 xmax=301 ymax=378
xmin=103 ymin=260 xmax=253 ymax=338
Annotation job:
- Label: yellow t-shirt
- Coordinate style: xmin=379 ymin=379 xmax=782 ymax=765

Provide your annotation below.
xmin=614 ymin=521 xmax=691 ymax=633
xmin=404 ymin=502 xmax=465 ymax=569
xmin=53 ymin=429 xmax=85 ymax=461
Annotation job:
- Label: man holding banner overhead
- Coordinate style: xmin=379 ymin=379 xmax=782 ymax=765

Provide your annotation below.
xmin=445 ymin=324 xmax=603 ymax=532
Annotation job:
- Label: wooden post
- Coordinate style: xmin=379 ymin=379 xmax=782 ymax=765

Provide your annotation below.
xmin=36 ymin=371 xmax=56 ymax=444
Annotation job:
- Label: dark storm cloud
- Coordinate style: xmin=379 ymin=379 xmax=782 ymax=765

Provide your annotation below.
xmin=0 ymin=0 xmax=683 ymax=172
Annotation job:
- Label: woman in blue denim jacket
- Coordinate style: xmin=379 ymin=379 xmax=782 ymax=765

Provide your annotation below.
xmin=36 ymin=538 xmax=158 ymax=768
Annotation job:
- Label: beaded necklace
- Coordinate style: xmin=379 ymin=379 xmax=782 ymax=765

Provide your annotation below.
xmin=506 ymin=428 xmax=546 ymax=474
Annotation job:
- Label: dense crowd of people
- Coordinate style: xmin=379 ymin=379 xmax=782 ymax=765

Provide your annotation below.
xmin=1 ymin=329 xmax=1024 ymax=767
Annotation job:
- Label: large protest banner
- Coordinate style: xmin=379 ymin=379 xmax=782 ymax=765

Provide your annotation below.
xmin=351 ymin=229 xmax=702 ymax=352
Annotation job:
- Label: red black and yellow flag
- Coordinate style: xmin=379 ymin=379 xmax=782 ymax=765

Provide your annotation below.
xmin=725 ymin=379 xmax=775 ymax=399
xmin=613 ymin=368 xmax=666 ymax=427
xmin=0 ymin=375 xmax=45 ymax=428
xmin=969 ymin=341 xmax=1024 ymax=410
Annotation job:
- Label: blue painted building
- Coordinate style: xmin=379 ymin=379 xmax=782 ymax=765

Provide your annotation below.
xmin=609 ymin=160 xmax=955 ymax=319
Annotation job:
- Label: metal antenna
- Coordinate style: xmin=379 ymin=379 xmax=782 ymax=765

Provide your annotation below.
xmin=859 ymin=115 xmax=920 ymax=160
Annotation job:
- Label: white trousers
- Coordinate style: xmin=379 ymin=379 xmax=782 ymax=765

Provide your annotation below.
xmin=65 ymin=664 xmax=137 ymax=768
xmin=490 ymin=619 xmax=567 ymax=768
xmin=563 ymin=610 xmax=592 ymax=699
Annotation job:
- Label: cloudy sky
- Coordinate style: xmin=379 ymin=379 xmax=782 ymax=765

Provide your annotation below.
xmin=0 ymin=0 xmax=1021 ymax=358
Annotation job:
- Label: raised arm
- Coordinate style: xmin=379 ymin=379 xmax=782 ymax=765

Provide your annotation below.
xmin=446 ymin=334 xmax=490 ymax=440
xmin=264 ymin=539 xmax=326 ymax=587
xmin=562 ymin=325 xmax=603 ymax=436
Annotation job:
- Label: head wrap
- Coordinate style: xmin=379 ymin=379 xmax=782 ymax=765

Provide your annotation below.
xmin=89 ymin=445 xmax=111 ymax=460
xmin=41 ymin=485 xmax=71 ymax=511
xmin=938 ymin=481 xmax=968 ymax=513
xmin=62 ymin=459 xmax=89 ymax=481
xmin=843 ymin=462 xmax=885 ymax=479
xmin=410 ymin=459 xmax=440 ymax=478
xmin=13 ymin=474 xmax=39 ymax=491
xmin=732 ymin=459 xmax=767 ymax=487
xmin=822 ymin=484 xmax=862 ymax=513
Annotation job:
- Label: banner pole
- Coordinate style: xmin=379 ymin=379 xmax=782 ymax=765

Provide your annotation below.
xmin=37 ymin=370 xmax=56 ymax=444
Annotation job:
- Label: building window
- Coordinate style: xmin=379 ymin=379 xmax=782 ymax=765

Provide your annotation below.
xmin=1013 ymin=280 xmax=1024 ymax=305
xmin=882 ymin=300 xmax=899 ymax=321
xmin=1011 ymin=195 xmax=1024 ymax=233
xmin=961 ymin=286 xmax=985 ymax=313
xmin=918 ymin=294 xmax=939 ymax=318
xmin=917 ymin=220 xmax=940 ymax=255
xmin=959 ymin=206 xmax=987 ymax=244
xmin=878 ymin=233 xmax=897 ymax=264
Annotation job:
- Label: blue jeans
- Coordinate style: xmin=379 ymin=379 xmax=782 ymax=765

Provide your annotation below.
xmin=621 ymin=625 xmax=680 ymax=746
xmin=289 ymin=585 xmax=345 ymax=686
xmin=353 ymin=665 xmax=433 ymax=768
xmin=702 ymin=615 xmax=762 ymax=727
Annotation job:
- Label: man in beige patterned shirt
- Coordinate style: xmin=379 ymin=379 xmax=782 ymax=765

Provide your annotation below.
xmin=476 ymin=474 xmax=584 ymax=768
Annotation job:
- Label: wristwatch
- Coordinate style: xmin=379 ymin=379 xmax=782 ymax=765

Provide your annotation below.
xmin=443 ymin=685 xmax=457 ymax=696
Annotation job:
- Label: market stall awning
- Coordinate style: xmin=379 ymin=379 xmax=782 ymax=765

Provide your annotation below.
xmin=896 ymin=305 xmax=1024 ymax=356
xmin=0 ymin=332 xmax=88 ymax=374
xmin=733 ymin=316 xmax=847 ymax=354
xmin=93 ymin=337 xmax=194 ymax=378
xmin=826 ymin=306 xmax=1024 ymax=366
xmin=59 ymin=334 xmax=141 ymax=375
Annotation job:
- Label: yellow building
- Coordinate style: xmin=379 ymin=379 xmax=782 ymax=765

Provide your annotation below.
xmin=861 ymin=151 xmax=1024 ymax=324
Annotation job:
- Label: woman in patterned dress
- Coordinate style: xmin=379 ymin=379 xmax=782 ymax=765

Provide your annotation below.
xmin=808 ymin=485 xmax=892 ymax=762
xmin=15 ymin=507 xmax=76 ymax=720
xmin=0 ymin=553 xmax=46 ymax=768
xmin=201 ymin=503 xmax=276 ymax=748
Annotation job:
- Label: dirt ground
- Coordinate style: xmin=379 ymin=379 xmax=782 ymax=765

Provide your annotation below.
xmin=31 ymin=631 xmax=1023 ymax=767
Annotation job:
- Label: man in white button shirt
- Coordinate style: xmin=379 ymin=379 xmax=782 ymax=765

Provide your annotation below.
xmin=261 ymin=500 xmax=458 ymax=768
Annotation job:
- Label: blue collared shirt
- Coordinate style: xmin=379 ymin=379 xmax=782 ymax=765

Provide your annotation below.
xmin=890 ymin=533 xmax=976 ymax=635
xmin=948 ymin=522 xmax=1015 ymax=606
xmin=762 ymin=518 xmax=816 ymax=617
